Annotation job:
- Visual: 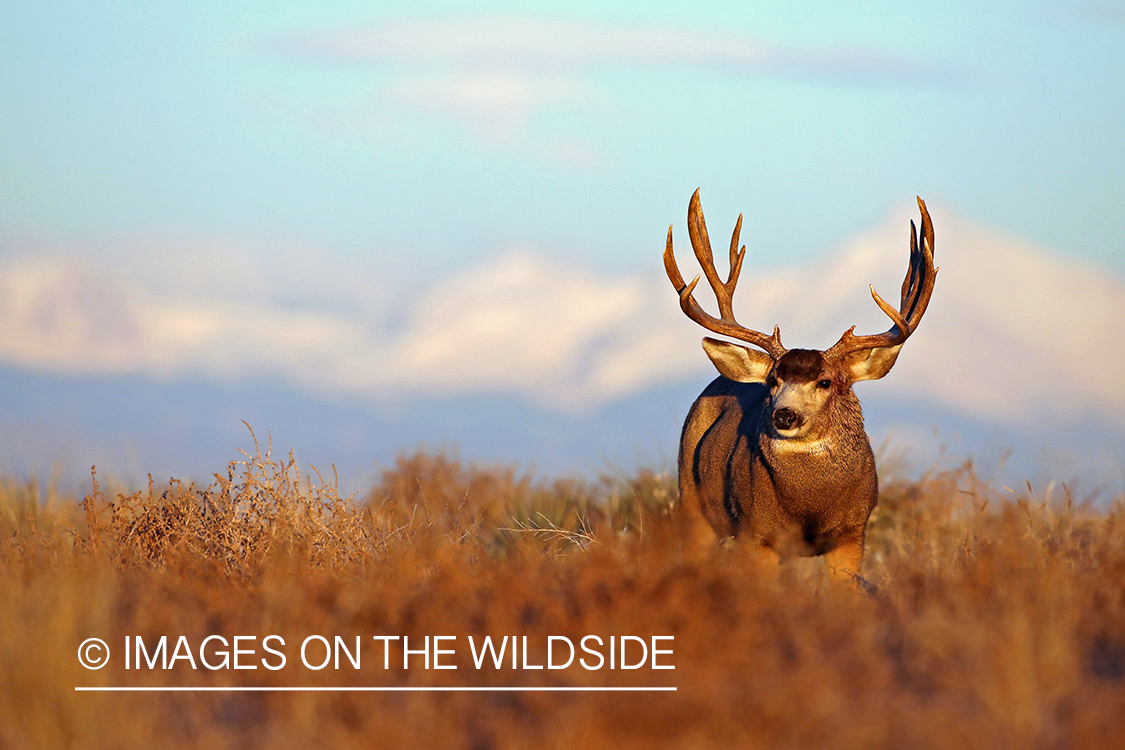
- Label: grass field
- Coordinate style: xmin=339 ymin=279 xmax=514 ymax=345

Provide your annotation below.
xmin=2 ymin=435 xmax=1123 ymax=749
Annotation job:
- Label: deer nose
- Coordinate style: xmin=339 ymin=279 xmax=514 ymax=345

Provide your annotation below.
xmin=772 ymin=407 xmax=801 ymax=431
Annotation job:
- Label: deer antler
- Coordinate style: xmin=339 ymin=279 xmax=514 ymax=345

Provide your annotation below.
xmin=824 ymin=197 xmax=938 ymax=361
xmin=664 ymin=189 xmax=787 ymax=360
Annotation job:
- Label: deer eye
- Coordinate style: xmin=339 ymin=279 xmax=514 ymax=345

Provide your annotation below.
xmin=817 ymin=379 xmax=832 ymax=389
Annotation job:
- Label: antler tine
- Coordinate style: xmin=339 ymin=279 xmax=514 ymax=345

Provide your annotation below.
xmin=687 ymin=189 xmax=733 ymax=319
xmin=826 ymin=197 xmax=938 ymax=360
xmin=901 ymin=219 xmax=918 ymax=312
xmin=664 ymin=189 xmax=786 ymax=359
xmin=729 ymin=213 xmax=745 ymax=290
xmin=906 ymin=197 xmax=937 ymax=327
xmin=663 ymin=224 xmax=686 ymax=290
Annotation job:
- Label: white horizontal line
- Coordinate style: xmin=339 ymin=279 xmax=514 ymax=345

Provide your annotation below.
xmin=75 ymin=686 xmax=676 ymax=692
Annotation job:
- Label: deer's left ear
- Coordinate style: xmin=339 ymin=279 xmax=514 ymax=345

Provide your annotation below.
xmin=702 ymin=337 xmax=774 ymax=383
xmin=842 ymin=344 xmax=904 ymax=382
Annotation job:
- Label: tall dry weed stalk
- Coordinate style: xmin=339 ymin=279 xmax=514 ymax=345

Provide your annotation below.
xmin=76 ymin=427 xmax=376 ymax=575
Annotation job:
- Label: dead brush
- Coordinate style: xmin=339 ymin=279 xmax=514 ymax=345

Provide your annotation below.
xmin=366 ymin=450 xmax=678 ymax=556
xmin=78 ymin=426 xmax=381 ymax=575
xmin=499 ymin=512 xmax=599 ymax=554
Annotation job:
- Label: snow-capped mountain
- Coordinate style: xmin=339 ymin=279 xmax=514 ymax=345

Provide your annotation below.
xmin=0 ymin=208 xmax=1121 ymax=491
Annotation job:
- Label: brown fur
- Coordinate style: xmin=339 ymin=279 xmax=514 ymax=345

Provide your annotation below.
xmin=772 ymin=349 xmax=827 ymax=384
xmin=677 ymin=369 xmax=877 ymax=578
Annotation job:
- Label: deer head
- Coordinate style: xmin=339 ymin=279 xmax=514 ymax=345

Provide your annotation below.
xmin=664 ymin=189 xmax=937 ymax=441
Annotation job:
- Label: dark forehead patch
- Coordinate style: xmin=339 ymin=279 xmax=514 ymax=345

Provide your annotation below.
xmin=775 ymin=349 xmax=826 ymax=382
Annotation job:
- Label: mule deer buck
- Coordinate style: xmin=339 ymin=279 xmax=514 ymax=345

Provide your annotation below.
xmin=664 ymin=189 xmax=936 ymax=582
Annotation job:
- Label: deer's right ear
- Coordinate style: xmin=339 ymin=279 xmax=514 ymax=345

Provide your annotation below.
xmin=702 ymin=337 xmax=773 ymax=383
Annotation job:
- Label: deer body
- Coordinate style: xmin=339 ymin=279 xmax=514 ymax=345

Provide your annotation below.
xmin=664 ymin=191 xmax=936 ymax=580
xmin=680 ymin=367 xmax=877 ymax=574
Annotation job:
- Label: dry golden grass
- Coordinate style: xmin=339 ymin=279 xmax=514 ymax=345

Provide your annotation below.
xmin=1 ymin=435 xmax=1123 ymax=749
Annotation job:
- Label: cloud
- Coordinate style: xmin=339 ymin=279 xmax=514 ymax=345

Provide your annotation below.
xmin=1080 ymin=2 xmax=1125 ymax=24
xmin=1 ymin=211 xmax=1121 ymax=427
xmin=264 ymin=15 xmax=956 ymax=83
xmin=0 ymin=247 xmax=697 ymax=410
xmin=374 ymin=252 xmax=697 ymax=408
xmin=381 ymin=70 xmax=603 ymax=162
xmin=250 ymin=67 xmax=606 ymax=166
xmin=250 ymin=15 xmax=962 ymax=161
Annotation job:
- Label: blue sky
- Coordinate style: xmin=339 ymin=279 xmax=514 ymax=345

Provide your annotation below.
xmin=2 ymin=0 xmax=1123 ymax=279
xmin=1 ymin=2 xmax=1123 ymax=488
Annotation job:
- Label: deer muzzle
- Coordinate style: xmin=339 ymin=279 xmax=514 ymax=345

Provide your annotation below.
xmin=772 ymin=406 xmax=801 ymax=432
